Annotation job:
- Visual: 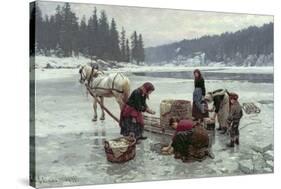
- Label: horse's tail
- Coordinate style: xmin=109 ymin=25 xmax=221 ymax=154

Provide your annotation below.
xmin=122 ymin=77 xmax=130 ymax=105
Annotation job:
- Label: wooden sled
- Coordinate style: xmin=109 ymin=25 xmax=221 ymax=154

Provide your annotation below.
xmin=143 ymin=115 xmax=174 ymax=136
xmin=242 ymin=102 xmax=261 ymax=114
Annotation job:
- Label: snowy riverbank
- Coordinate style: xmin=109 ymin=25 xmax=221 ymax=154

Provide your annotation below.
xmin=34 ymin=55 xmax=273 ymax=81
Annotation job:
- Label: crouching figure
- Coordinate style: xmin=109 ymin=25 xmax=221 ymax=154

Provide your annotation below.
xmin=162 ymin=118 xmax=210 ymax=162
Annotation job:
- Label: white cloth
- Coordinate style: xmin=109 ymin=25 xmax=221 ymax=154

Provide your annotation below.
xmin=108 ymin=139 xmax=130 ymax=158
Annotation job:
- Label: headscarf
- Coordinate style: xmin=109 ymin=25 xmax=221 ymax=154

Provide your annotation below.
xmin=177 ymin=120 xmax=193 ymax=131
xmin=142 ymin=82 xmax=155 ymax=92
xmin=193 ymin=69 xmax=202 ymax=80
xmin=229 ymin=92 xmax=239 ymax=100
xmin=140 ymin=82 xmax=155 ymax=99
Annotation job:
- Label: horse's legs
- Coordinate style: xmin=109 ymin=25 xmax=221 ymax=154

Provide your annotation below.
xmin=99 ymin=96 xmax=105 ymax=120
xmin=92 ymin=98 xmax=98 ymax=122
xmin=113 ymin=92 xmax=124 ymax=110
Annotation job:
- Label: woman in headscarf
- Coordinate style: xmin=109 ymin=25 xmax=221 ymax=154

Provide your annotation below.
xmin=192 ymin=69 xmax=209 ymax=122
xmin=162 ymin=118 xmax=210 ymax=162
xmin=120 ymin=82 xmax=156 ymax=142
xmin=205 ymin=89 xmax=230 ymax=134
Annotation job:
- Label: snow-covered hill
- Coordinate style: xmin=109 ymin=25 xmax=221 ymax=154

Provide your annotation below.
xmin=33 ymin=55 xmax=273 ymax=81
xmin=149 ymin=53 xmax=274 ymax=67
xmin=34 ymin=55 xmax=128 ymax=70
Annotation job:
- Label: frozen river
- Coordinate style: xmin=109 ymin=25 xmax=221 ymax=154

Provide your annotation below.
xmin=32 ymin=68 xmax=274 ymax=188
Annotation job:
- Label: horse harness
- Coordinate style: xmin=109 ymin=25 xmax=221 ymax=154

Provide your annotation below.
xmin=88 ymin=68 xmax=124 ymax=94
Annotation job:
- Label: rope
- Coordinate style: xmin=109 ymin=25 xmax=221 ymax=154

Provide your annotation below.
xmin=90 ymin=73 xmax=124 ymax=93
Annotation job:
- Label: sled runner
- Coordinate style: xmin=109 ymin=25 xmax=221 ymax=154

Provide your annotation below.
xmin=143 ymin=115 xmax=174 ymax=136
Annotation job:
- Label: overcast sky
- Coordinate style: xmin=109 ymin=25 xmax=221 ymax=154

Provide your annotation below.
xmin=38 ymin=1 xmax=273 ymax=48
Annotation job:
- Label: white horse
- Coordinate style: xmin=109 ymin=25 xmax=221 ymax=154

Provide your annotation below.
xmin=79 ymin=65 xmax=130 ymax=121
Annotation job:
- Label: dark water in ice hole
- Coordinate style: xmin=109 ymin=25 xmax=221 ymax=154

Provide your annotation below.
xmin=133 ymin=70 xmax=273 ymax=83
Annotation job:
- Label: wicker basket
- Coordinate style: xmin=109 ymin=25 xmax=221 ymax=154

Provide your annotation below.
xmin=160 ymin=99 xmax=192 ymax=129
xmin=104 ymin=136 xmax=136 ymax=163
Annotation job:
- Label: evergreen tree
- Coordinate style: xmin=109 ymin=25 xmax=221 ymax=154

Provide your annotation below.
xmin=98 ymin=10 xmax=110 ymax=59
xmin=87 ymin=8 xmax=99 ymax=59
xmin=42 ymin=15 xmax=50 ymax=55
xmin=54 ymin=5 xmax=63 ymax=51
xmin=145 ymin=22 xmax=273 ymax=65
xmin=125 ymin=39 xmax=130 ymax=62
xmin=109 ymin=18 xmax=121 ymax=61
xmin=137 ymin=34 xmax=145 ymax=63
xmin=33 ymin=5 xmax=146 ymax=62
xmin=131 ymin=31 xmax=138 ymax=64
xmin=35 ymin=3 xmax=44 ymax=52
xmin=48 ymin=15 xmax=57 ymax=51
xmin=120 ymin=27 xmax=126 ymax=61
xmin=78 ymin=16 xmax=88 ymax=55
xmin=72 ymin=18 xmax=79 ymax=57
xmin=60 ymin=3 xmax=78 ymax=57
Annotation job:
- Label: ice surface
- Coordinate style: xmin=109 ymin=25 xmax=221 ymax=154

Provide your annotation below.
xmin=264 ymin=150 xmax=274 ymax=161
xmin=238 ymin=160 xmax=254 ymax=174
xmin=32 ymin=58 xmax=274 ymax=187
xmin=251 ymin=142 xmax=273 ymax=153
xmin=266 ymin=160 xmax=274 ymax=169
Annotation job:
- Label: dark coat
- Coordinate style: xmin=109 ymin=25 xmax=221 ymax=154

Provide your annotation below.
xmin=194 ymin=78 xmax=206 ymax=96
xmin=228 ymin=101 xmax=243 ymax=123
xmin=213 ymin=95 xmax=225 ymax=113
xmin=126 ymin=88 xmax=147 ymax=112
xmin=211 ymin=89 xmax=226 ymax=113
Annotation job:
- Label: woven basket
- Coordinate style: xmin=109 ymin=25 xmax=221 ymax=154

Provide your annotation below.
xmin=160 ymin=99 xmax=192 ymax=129
xmin=104 ymin=136 xmax=136 ymax=163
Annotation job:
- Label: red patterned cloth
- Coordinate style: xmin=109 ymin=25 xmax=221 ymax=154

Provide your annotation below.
xmin=120 ymin=104 xmax=144 ymax=127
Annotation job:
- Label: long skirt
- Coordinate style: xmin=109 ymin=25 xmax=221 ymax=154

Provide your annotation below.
xmin=217 ymin=94 xmax=230 ymax=128
xmin=120 ymin=117 xmax=144 ymax=139
xmin=120 ymin=104 xmax=144 ymax=139
xmin=192 ymin=88 xmax=209 ymax=120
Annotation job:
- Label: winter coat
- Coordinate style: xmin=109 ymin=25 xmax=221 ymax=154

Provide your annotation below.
xmin=126 ymin=88 xmax=147 ymax=112
xmin=228 ymin=101 xmax=243 ymax=124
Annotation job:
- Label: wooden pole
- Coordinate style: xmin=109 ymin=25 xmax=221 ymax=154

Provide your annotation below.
xmin=85 ymin=85 xmax=120 ymax=124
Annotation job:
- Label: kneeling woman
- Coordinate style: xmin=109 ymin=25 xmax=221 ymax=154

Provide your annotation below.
xmin=120 ymin=82 xmax=156 ymax=141
xmin=162 ymin=118 xmax=209 ymax=161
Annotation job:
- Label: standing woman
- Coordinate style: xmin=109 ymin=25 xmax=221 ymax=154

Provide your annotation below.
xmin=192 ymin=69 xmax=209 ymax=122
xmin=120 ymin=82 xmax=156 ymax=142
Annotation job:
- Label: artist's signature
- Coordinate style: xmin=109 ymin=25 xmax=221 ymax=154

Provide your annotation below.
xmin=31 ymin=176 xmax=79 ymax=184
